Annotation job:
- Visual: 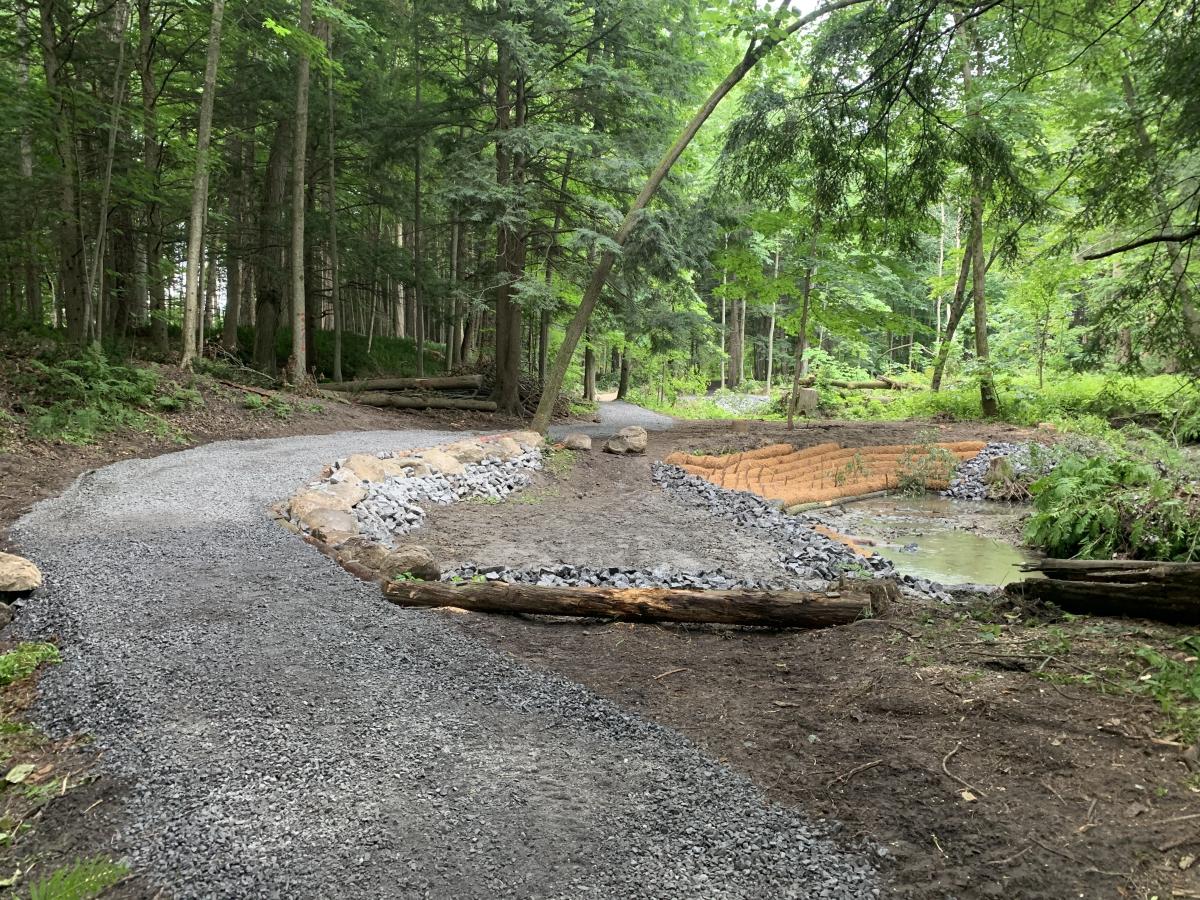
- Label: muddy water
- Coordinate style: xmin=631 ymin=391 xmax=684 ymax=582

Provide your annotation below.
xmin=833 ymin=495 xmax=1037 ymax=586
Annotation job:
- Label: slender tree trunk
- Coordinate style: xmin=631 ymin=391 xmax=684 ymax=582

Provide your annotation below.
xmin=17 ymin=2 xmax=42 ymax=323
xmin=180 ymin=0 xmax=225 ymax=368
xmin=138 ymin=0 xmax=167 ymax=352
xmin=39 ymin=0 xmax=87 ymax=342
xmin=327 ymin=28 xmax=343 ymax=383
xmin=530 ymin=0 xmax=875 ymax=431
xmin=220 ymin=129 xmax=244 ymax=350
xmin=617 ymin=351 xmax=632 ymax=400
xmin=961 ymin=17 xmax=999 ymax=416
xmin=287 ymin=0 xmax=313 ymax=381
xmin=930 ymin=246 xmax=973 ymax=392
xmin=253 ymin=122 xmax=291 ymax=376
xmin=583 ymin=330 xmax=596 ymax=401
xmin=787 ymin=227 xmax=821 ymax=430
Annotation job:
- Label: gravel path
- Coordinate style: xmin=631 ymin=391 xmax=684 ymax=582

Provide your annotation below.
xmin=552 ymin=399 xmax=676 ymax=439
xmin=12 ymin=425 xmax=879 ymax=899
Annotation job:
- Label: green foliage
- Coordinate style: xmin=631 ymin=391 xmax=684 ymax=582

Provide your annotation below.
xmin=1130 ymin=636 xmax=1200 ymax=742
xmin=9 ymin=346 xmax=201 ymax=445
xmin=0 ymin=644 xmax=60 ymax=688
xmin=1025 ymin=447 xmax=1200 ymax=561
xmin=27 ymin=857 xmax=128 ymax=900
xmin=895 ymin=443 xmax=958 ymax=494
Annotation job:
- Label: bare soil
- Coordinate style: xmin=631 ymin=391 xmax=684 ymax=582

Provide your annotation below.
xmin=421 ymin=419 xmax=1200 ymax=899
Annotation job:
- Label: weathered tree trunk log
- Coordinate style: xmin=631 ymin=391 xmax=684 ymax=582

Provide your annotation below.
xmin=1008 ymin=559 xmax=1200 ymax=623
xmin=383 ymin=578 xmax=894 ymax=628
xmin=325 ymin=374 xmax=484 ymax=392
xmin=354 ymin=392 xmax=497 ymax=411
xmin=794 ymin=377 xmax=913 ymax=390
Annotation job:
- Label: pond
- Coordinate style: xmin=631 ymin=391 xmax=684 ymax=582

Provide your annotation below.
xmin=832 ymin=495 xmax=1039 ymax=587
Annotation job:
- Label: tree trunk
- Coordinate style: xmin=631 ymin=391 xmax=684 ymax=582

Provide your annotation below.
xmin=325 ymin=374 xmax=482 ymax=392
xmin=355 ymin=393 xmax=497 ymax=411
xmin=616 ymin=351 xmax=632 ymax=400
xmin=383 ymin=578 xmax=893 ymax=628
xmin=327 ymin=29 xmax=343 ymax=383
xmin=180 ymin=0 xmax=225 ymax=368
xmin=1008 ymin=560 xmax=1200 ymax=624
xmin=787 ymin=228 xmax=819 ymax=429
xmin=253 ymin=122 xmax=292 ymax=376
xmin=287 ymin=0 xmax=313 ymax=381
xmin=930 ymin=245 xmax=973 ymax=392
xmin=39 ymin=0 xmax=87 ymax=343
xmin=17 ymin=2 xmax=42 ymax=323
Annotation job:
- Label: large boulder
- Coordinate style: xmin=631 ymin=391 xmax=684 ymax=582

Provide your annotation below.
xmin=0 ymin=552 xmax=41 ymax=595
xmin=336 ymin=537 xmax=390 ymax=571
xmin=443 ymin=440 xmax=488 ymax=465
xmin=491 ymin=436 xmax=523 ymax=461
xmin=298 ymin=507 xmax=359 ymax=544
xmin=380 ymin=544 xmax=440 ymax=582
xmin=417 ymin=448 xmax=465 ymax=476
xmin=604 ymin=425 xmax=648 ymax=455
xmin=289 ymin=482 xmax=366 ymax=520
xmin=380 ymin=457 xmax=431 ymax=478
xmin=508 ymin=430 xmax=545 ymax=450
xmin=562 ymin=432 xmax=592 ymax=451
xmin=341 ymin=453 xmax=389 ymax=483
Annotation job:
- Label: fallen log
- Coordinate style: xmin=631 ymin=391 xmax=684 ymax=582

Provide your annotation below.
xmin=794 ymin=376 xmax=915 ymax=390
xmin=324 ymin=374 xmax=483 ymax=392
xmin=383 ymin=578 xmax=894 ymax=628
xmin=355 ymin=392 xmax=497 ymax=411
xmin=1008 ymin=559 xmax=1200 ymax=623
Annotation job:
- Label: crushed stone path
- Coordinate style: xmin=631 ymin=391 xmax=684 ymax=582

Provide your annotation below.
xmin=13 ymin=425 xmax=879 ymax=899
xmin=552 ymin=399 xmax=676 ymax=440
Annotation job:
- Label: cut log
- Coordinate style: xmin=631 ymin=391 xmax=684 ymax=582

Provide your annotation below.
xmin=1020 ymin=559 xmax=1200 ymax=583
xmin=383 ymin=578 xmax=894 ymax=628
xmin=355 ymin=392 xmax=497 ymax=411
xmin=323 ymin=374 xmax=483 ymax=392
xmin=1008 ymin=559 xmax=1200 ymax=623
xmin=794 ymin=376 xmax=914 ymax=390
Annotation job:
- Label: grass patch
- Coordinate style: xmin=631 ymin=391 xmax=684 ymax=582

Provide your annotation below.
xmin=26 ymin=856 xmax=127 ymax=900
xmin=543 ymin=447 xmax=577 ymax=478
xmin=0 ymin=645 xmax=60 ymax=689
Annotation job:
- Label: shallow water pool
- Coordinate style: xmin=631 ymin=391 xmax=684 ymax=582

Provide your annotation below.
xmin=835 ymin=495 xmax=1038 ymax=586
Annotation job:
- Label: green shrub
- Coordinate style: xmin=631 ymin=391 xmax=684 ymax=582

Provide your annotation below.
xmin=1025 ymin=448 xmax=1200 ymax=561
xmin=12 ymin=346 xmax=200 ymax=445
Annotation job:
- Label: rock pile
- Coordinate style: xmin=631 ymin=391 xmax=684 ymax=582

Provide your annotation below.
xmin=286 ymin=432 xmax=546 ymax=552
xmin=439 ymin=563 xmax=815 ymax=592
xmin=651 ymin=463 xmax=895 ymax=582
xmin=711 ymin=392 xmax=772 ymax=416
xmin=353 ymin=451 xmax=543 ymax=545
xmin=943 ymin=442 xmax=1047 ymax=500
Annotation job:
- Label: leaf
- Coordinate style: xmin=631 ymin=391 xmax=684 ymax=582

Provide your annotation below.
xmin=5 ymin=764 xmax=34 ymax=784
xmin=960 ymin=790 xmax=977 ymax=802
xmin=0 ymin=868 xmax=20 ymax=888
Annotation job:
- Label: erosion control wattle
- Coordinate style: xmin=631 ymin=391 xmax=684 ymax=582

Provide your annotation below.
xmin=665 ymin=441 xmax=987 ymax=512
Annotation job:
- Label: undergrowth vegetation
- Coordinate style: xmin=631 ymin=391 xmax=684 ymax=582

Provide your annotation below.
xmin=1 ymin=334 xmax=202 ymax=446
xmin=1025 ymin=437 xmax=1200 ymax=561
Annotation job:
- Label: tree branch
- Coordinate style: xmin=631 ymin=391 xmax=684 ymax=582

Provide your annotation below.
xmin=1082 ymin=227 xmax=1200 ymax=261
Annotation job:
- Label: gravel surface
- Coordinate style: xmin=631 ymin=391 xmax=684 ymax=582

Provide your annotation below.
xmin=12 ymin=425 xmax=879 ymax=898
xmin=551 ymin=400 xmax=676 ymax=439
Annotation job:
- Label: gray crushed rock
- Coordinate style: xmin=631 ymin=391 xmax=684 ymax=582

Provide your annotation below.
xmin=354 ymin=451 xmax=542 ymax=544
xmin=943 ymin=441 xmax=1048 ymax=500
xmin=652 ymin=462 xmax=954 ymax=601
xmin=441 ymin=562 xmax=826 ymax=593
xmin=11 ymin=428 xmax=880 ymax=899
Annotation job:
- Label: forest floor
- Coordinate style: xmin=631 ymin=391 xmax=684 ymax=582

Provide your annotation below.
xmin=423 ymin=420 xmax=1200 ymax=900
xmin=3 ymin=407 xmax=1199 ymax=897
